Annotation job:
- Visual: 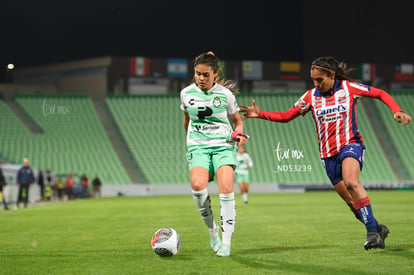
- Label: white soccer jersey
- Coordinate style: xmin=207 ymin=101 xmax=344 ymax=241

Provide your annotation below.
xmin=180 ymin=83 xmax=240 ymax=149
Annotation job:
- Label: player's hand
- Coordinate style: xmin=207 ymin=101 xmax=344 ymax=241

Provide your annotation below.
xmin=238 ymin=136 xmax=248 ymax=145
xmin=231 ymin=131 xmax=249 ymax=146
xmin=394 ymin=111 xmax=411 ymax=125
xmin=239 ymin=100 xmax=260 ymax=120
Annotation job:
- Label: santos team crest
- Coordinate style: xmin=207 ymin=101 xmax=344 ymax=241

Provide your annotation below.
xmin=213 ymin=96 xmax=221 ymax=107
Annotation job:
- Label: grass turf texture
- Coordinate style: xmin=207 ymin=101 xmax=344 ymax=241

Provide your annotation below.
xmin=1 ymin=191 xmax=413 ymax=274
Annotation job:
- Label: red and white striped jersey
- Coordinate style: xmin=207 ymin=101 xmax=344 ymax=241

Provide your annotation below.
xmin=259 ymin=80 xmax=402 ymax=158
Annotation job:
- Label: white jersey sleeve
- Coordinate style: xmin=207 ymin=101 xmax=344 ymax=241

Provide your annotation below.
xmin=227 ymin=92 xmax=240 ymax=115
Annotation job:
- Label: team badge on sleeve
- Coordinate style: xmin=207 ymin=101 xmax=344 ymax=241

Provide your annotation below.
xmin=294 ymin=98 xmax=310 ymax=113
xmin=349 ymin=82 xmax=371 ymax=92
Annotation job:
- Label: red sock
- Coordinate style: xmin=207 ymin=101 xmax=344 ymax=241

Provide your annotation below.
xmin=353 ymin=197 xmax=370 ymax=210
xmin=354 ymin=197 xmax=378 ymax=232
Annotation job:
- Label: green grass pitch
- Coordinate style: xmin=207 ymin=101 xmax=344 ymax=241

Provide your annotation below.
xmin=1 ymin=190 xmax=413 ymax=274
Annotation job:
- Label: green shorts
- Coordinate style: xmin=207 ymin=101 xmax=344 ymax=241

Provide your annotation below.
xmin=186 ymin=146 xmax=236 ymax=179
xmin=235 ymin=173 xmax=250 ymax=183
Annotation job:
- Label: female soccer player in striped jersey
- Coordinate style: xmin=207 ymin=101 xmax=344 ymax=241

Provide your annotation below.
xmin=180 ymin=52 xmax=248 ymax=257
xmin=235 ymin=145 xmax=254 ymax=204
xmin=240 ymin=56 xmax=411 ymax=250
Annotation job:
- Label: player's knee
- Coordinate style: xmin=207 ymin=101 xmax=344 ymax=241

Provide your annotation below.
xmin=220 ymin=185 xmax=234 ymax=194
xmin=191 ymin=180 xmax=208 ymax=191
xmin=344 ymin=180 xmax=360 ymax=192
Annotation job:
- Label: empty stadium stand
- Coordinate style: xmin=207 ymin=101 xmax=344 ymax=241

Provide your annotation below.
xmin=106 ymin=95 xmax=188 ymax=184
xmin=0 ymin=92 xmax=411 ymax=187
xmin=1 ymin=95 xmax=130 ymax=184
xmin=374 ymin=93 xmax=414 ymax=180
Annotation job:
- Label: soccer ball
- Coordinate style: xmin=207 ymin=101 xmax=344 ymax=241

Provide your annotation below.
xmin=151 ymin=227 xmax=181 ymax=257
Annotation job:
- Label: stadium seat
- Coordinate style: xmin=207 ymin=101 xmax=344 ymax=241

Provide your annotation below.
xmin=1 ymin=95 xmax=131 ymax=184
xmin=374 ymin=93 xmax=414 ymax=179
xmin=1 ymin=92 xmax=408 ymax=186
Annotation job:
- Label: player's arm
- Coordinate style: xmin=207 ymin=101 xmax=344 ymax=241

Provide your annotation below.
xmin=231 ymin=112 xmax=243 ymax=133
xmin=183 ymin=112 xmax=190 ymax=136
xmin=369 ymin=87 xmax=411 ymax=125
xmin=230 ymin=112 xmax=248 ymax=145
xmin=239 ymin=100 xmax=302 ymax=123
xmin=248 ymin=155 xmax=253 ymax=169
xmin=259 ymin=107 xmax=301 ymax=123
xmin=351 ymin=83 xmax=411 ymax=125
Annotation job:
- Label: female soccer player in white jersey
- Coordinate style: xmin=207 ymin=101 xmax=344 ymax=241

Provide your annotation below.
xmin=240 ymin=56 xmax=411 ymax=250
xmin=235 ymin=145 xmax=253 ymax=204
xmin=180 ymin=51 xmax=248 ymax=257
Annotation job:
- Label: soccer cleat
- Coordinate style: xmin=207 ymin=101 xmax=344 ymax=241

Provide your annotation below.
xmin=216 ymin=247 xmax=230 ymax=257
xmin=210 ymin=224 xmax=221 ymax=252
xmin=378 ymin=224 xmax=390 ymax=242
xmin=210 ymin=235 xmax=222 ymax=253
xmin=364 ymin=232 xmax=385 ymax=250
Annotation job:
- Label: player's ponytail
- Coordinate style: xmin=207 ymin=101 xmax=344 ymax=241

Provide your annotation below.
xmin=311 ymin=56 xmax=356 ymax=82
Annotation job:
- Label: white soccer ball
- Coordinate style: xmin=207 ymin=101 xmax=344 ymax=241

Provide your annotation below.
xmin=151 ymin=227 xmax=181 ymax=257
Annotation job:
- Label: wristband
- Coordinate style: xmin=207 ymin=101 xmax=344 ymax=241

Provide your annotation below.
xmin=231 ymin=131 xmax=249 ymax=141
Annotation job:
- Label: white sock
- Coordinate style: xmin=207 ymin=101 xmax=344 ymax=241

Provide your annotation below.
xmin=242 ymin=193 xmax=248 ymax=203
xmin=192 ymin=188 xmax=216 ymax=237
xmin=219 ymin=192 xmax=236 ymax=249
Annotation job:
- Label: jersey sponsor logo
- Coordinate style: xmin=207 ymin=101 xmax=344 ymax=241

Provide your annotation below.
xmin=320 ymin=114 xmax=343 ymax=123
xmin=188 ymin=98 xmax=214 ymax=106
xmin=315 ymin=105 xmax=346 ymax=116
xmin=195 ymin=124 xmax=220 ymax=131
xmin=196 ymin=106 xmax=213 ymax=120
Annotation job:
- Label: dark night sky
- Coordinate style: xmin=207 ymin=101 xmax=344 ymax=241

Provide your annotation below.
xmin=0 ymin=1 xmax=303 ymax=69
xmin=1 ymin=0 xmax=413 ymax=82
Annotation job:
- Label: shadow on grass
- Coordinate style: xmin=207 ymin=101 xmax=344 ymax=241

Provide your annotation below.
xmin=384 ymin=243 xmax=414 ymax=260
xmin=231 ymin=245 xmax=373 ymax=274
xmin=239 ymin=244 xmax=332 ymax=254
xmin=386 ymin=243 xmax=414 ymax=251
xmin=231 ymin=256 xmax=374 ymax=275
